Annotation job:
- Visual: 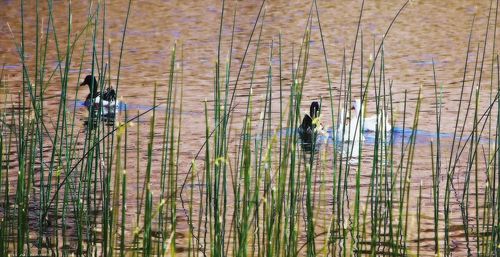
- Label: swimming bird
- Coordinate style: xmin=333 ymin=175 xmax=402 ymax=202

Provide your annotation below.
xmin=336 ymin=99 xmax=365 ymax=142
xmin=298 ymin=101 xmax=327 ymax=151
xmin=352 ymin=99 xmax=392 ymax=132
xmin=363 ymin=110 xmax=391 ymax=132
xmin=80 ymin=75 xmax=119 ymax=119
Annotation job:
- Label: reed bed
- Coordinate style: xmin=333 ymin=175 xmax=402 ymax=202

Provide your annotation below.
xmin=1 ymin=0 xmax=500 ymax=256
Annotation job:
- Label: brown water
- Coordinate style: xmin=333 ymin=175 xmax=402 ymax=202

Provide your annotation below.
xmin=0 ymin=0 xmax=498 ymax=256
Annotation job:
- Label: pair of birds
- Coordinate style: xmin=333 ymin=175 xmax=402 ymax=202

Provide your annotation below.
xmin=298 ymin=100 xmax=391 ymax=148
xmin=80 ymin=75 xmax=119 ymax=118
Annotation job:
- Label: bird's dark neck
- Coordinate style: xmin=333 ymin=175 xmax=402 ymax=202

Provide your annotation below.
xmin=88 ymin=83 xmax=99 ymax=97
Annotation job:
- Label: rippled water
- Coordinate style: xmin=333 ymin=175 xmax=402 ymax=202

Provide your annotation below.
xmin=0 ymin=0 xmax=498 ymax=255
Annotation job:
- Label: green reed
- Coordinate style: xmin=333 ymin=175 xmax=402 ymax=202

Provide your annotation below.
xmin=4 ymin=0 xmax=500 ymax=256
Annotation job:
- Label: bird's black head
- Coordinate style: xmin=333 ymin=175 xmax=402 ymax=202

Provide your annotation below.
xmin=310 ymin=101 xmax=320 ymax=118
xmin=80 ymin=75 xmax=98 ymax=93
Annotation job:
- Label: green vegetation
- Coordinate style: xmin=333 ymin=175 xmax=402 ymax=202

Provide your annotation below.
xmin=1 ymin=0 xmax=500 ymax=256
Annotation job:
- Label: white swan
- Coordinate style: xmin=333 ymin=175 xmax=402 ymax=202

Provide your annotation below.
xmin=336 ymin=99 xmax=365 ymax=142
xmin=352 ymin=99 xmax=392 ymax=132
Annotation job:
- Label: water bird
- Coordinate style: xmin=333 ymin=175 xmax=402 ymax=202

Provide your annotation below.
xmin=336 ymin=99 xmax=365 ymax=142
xmin=352 ymin=99 xmax=392 ymax=132
xmin=298 ymin=101 xmax=327 ymax=151
xmin=80 ymin=75 xmax=119 ymax=119
xmin=363 ymin=111 xmax=392 ymax=132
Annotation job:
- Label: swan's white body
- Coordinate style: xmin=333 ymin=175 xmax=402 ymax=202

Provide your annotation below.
xmin=336 ymin=99 xmax=392 ymax=164
xmin=336 ymin=99 xmax=392 ymax=142
xmin=340 ymin=99 xmax=392 ymax=132
xmin=356 ymin=100 xmax=392 ymax=132
xmin=336 ymin=100 xmax=365 ymax=142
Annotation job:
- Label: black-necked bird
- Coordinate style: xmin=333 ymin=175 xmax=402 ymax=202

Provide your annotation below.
xmin=80 ymin=75 xmax=119 ymax=118
xmin=298 ymin=101 xmax=327 ymax=151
